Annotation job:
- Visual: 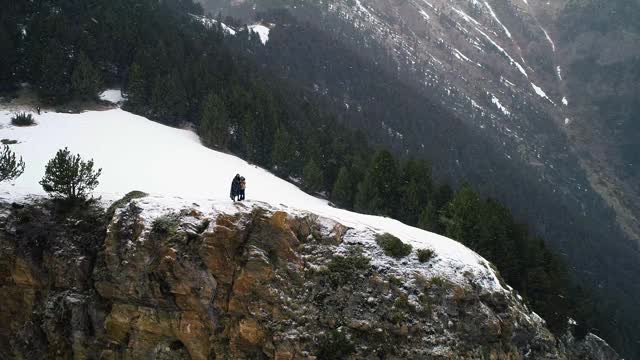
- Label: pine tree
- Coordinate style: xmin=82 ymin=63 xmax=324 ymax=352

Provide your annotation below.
xmin=39 ymin=147 xmax=102 ymax=201
xmin=150 ymin=71 xmax=187 ymax=125
xmin=399 ymin=180 xmax=421 ymax=225
xmin=399 ymin=160 xmax=432 ymax=219
xmin=303 ymin=159 xmax=323 ymax=193
xmin=126 ymin=63 xmax=147 ymax=110
xmin=354 ymin=174 xmax=375 ymax=213
xmin=417 ymin=203 xmax=438 ymax=231
xmin=38 ymin=39 xmax=71 ymax=104
xmin=367 ymin=150 xmax=399 ymax=217
xmin=441 ymin=183 xmax=483 ymax=246
xmin=331 ymin=166 xmax=353 ymax=208
xmin=272 ymin=126 xmax=296 ymax=176
xmin=0 ymin=145 xmax=25 ymax=182
xmin=0 ymin=20 xmax=19 ymax=91
xmin=199 ymin=93 xmax=229 ymax=149
xmin=71 ymin=52 xmax=103 ymax=100
xmin=241 ymin=111 xmax=258 ymax=162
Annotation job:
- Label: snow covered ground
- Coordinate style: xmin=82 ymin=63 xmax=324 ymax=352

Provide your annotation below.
xmin=99 ymin=89 xmax=124 ymax=104
xmin=0 ymin=108 xmax=504 ymax=292
xmin=248 ymin=24 xmax=270 ymax=45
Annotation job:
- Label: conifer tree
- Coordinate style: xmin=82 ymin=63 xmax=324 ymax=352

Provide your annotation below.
xmin=71 ymin=52 xmax=103 ymax=100
xmin=441 ymin=183 xmax=483 ymax=247
xmin=40 ymin=147 xmax=102 ymax=202
xmin=241 ymin=112 xmax=258 ymax=162
xmin=39 ymin=39 xmax=71 ymax=103
xmin=354 ymin=174 xmax=375 ymax=213
xmin=151 ymin=72 xmax=187 ymax=124
xmin=331 ymin=166 xmax=353 ymax=208
xmin=272 ymin=126 xmax=295 ymax=176
xmin=126 ymin=63 xmax=147 ymax=109
xmin=0 ymin=21 xmax=19 ymax=91
xmin=417 ymin=203 xmax=438 ymax=231
xmin=0 ymin=145 xmax=25 ymax=182
xmin=303 ymin=159 xmax=323 ymax=193
xmin=200 ymin=93 xmax=229 ymax=149
xmin=366 ymin=150 xmax=399 ymax=217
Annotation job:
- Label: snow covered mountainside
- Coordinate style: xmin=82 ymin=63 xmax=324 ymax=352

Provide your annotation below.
xmin=0 ymin=107 xmax=620 ymax=358
xmin=0 ymin=107 xmax=502 ymax=289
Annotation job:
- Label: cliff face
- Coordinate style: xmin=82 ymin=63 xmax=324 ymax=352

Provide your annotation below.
xmin=0 ymin=196 xmax=619 ymax=359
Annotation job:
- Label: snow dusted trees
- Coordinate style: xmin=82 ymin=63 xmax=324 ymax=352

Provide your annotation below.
xmin=40 ymin=148 xmax=102 ymax=202
xmin=0 ymin=145 xmax=25 ymax=182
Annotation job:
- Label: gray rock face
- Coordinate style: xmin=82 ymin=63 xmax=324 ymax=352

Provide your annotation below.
xmin=0 ymin=198 xmax=621 ymax=359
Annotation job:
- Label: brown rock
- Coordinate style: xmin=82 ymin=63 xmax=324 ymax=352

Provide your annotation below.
xmin=239 ymin=318 xmax=266 ymax=346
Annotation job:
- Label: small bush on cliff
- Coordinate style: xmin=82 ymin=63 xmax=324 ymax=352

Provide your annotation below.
xmin=317 ymin=329 xmax=355 ymax=360
xmin=11 ymin=112 xmax=35 ymax=126
xmin=417 ymin=248 xmax=435 ymax=263
xmin=40 ymin=147 xmax=102 ymax=202
xmin=0 ymin=144 xmax=25 ymax=182
xmin=326 ymin=251 xmax=370 ymax=286
xmin=376 ymin=233 xmax=412 ymax=258
xmin=152 ymin=213 xmax=180 ymax=235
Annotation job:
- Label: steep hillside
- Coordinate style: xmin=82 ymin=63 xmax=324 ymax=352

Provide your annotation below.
xmin=0 ymin=108 xmax=619 ymax=359
xmin=196 ymin=0 xmax=640 ymax=356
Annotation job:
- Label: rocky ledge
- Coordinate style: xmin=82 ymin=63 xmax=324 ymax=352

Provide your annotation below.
xmin=0 ymin=195 xmax=620 ymax=359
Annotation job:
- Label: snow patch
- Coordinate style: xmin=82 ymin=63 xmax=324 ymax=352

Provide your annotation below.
xmin=451 ymin=8 xmax=481 ymax=26
xmin=483 ymin=1 xmax=512 ymax=39
xmin=500 ymin=77 xmax=515 ymax=87
xmin=556 ymin=66 xmax=562 ymax=81
xmin=490 ymin=94 xmax=510 ymax=115
xmin=539 ymin=26 xmax=555 ymax=52
xmin=562 ymin=97 xmax=568 ymax=106
xmin=531 ymin=83 xmax=548 ymax=99
xmin=191 ymin=14 xmax=236 ymax=35
xmin=531 ymin=84 xmax=557 ymax=105
xmin=452 ymin=8 xmax=527 ymax=77
xmin=453 ymin=48 xmax=471 ymax=62
xmin=473 ymin=26 xmax=528 ymax=77
xmin=99 ymin=90 xmax=124 ymax=104
xmin=354 ymin=0 xmax=375 ymax=19
xmin=419 ymin=9 xmax=430 ymax=21
xmin=248 ymin=24 xmax=270 ymax=45
xmin=564 ymin=118 xmax=571 ymax=125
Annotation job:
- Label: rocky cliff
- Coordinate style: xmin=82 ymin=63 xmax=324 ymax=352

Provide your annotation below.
xmin=0 ymin=195 xmax=619 ymax=359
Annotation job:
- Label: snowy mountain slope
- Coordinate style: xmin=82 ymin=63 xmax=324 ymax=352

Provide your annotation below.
xmin=194 ymin=4 xmax=640 ymax=355
xmin=0 ymin=107 xmax=503 ymax=291
xmin=201 ymin=0 xmax=640 ymax=248
xmin=0 ymin=107 xmax=622 ymax=358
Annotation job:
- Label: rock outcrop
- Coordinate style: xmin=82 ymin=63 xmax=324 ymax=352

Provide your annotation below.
xmin=0 ymin=197 xmax=621 ymax=359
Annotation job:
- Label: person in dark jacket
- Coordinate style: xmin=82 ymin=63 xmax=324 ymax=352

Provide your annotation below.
xmin=230 ymin=174 xmax=241 ymax=201
xmin=239 ymin=177 xmax=246 ymax=201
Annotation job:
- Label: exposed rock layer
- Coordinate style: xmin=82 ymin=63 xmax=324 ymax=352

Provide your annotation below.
xmin=0 ymin=199 xmax=620 ymax=359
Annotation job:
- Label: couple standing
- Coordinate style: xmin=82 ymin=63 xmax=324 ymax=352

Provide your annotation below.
xmin=230 ymin=174 xmax=246 ymax=202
